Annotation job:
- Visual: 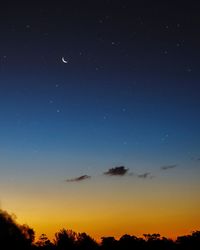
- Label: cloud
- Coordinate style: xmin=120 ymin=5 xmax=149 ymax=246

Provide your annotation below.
xmin=190 ymin=156 xmax=200 ymax=161
xmin=104 ymin=166 xmax=129 ymax=176
xmin=66 ymin=175 xmax=91 ymax=182
xmin=161 ymin=164 xmax=177 ymax=170
xmin=137 ymin=172 xmax=151 ymax=178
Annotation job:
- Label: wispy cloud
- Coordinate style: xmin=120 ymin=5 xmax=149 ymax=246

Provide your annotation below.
xmin=66 ymin=175 xmax=91 ymax=182
xmin=104 ymin=166 xmax=129 ymax=176
xmin=190 ymin=157 xmax=200 ymax=161
xmin=137 ymin=172 xmax=151 ymax=178
xmin=161 ymin=164 xmax=177 ymax=170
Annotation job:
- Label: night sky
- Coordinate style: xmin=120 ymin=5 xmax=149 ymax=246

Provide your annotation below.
xmin=0 ymin=1 xmax=200 ymax=240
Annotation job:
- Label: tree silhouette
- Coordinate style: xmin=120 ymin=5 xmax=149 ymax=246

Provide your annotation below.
xmin=101 ymin=236 xmax=118 ymax=250
xmin=35 ymin=234 xmax=55 ymax=249
xmin=119 ymin=234 xmax=145 ymax=250
xmin=54 ymin=229 xmax=77 ymax=250
xmin=143 ymin=233 xmax=176 ymax=250
xmin=76 ymin=232 xmax=99 ymax=250
xmin=176 ymin=231 xmax=200 ymax=250
xmin=0 ymin=209 xmax=200 ymax=250
xmin=0 ymin=209 xmax=35 ymax=249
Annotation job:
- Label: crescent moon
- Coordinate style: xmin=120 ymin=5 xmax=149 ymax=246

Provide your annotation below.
xmin=62 ymin=57 xmax=68 ymax=64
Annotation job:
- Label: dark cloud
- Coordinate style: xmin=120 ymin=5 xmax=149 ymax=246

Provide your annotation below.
xmin=66 ymin=175 xmax=91 ymax=182
xmin=104 ymin=166 xmax=129 ymax=176
xmin=161 ymin=164 xmax=177 ymax=170
xmin=137 ymin=172 xmax=151 ymax=178
xmin=190 ymin=156 xmax=200 ymax=161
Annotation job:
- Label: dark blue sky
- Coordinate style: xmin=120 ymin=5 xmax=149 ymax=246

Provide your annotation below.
xmin=0 ymin=0 xmax=200 ymax=171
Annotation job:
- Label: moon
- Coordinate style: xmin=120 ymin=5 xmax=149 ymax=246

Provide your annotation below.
xmin=61 ymin=57 xmax=68 ymax=64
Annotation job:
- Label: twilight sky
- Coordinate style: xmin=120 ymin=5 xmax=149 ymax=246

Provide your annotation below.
xmin=0 ymin=1 xmax=200 ymax=240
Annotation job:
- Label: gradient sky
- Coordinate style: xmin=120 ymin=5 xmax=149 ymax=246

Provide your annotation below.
xmin=0 ymin=1 xmax=200 ymax=241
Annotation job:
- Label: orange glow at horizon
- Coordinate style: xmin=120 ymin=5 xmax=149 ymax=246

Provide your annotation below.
xmin=2 ymin=174 xmax=200 ymax=242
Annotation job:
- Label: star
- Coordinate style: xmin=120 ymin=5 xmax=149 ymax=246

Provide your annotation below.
xmin=161 ymin=134 xmax=169 ymax=142
xmin=186 ymin=68 xmax=192 ymax=73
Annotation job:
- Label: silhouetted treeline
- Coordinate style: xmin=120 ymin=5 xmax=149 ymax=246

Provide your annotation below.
xmin=0 ymin=209 xmax=200 ymax=250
